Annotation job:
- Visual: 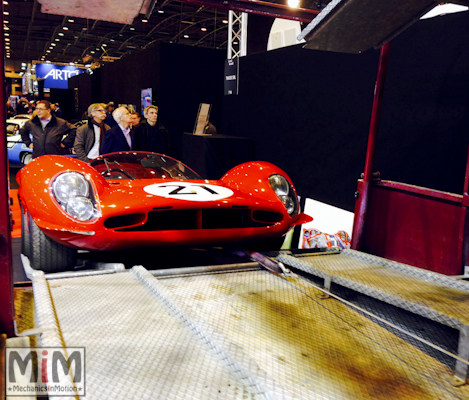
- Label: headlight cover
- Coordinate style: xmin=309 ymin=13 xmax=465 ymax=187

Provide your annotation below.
xmin=268 ymin=174 xmax=298 ymax=215
xmin=52 ymin=172 xmax=97 ymax=221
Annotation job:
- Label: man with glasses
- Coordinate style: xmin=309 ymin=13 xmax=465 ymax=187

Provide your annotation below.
xmin=20 ymin=99 xmax=76 ymax=159
xmin=74 ymin=103 xmax=111 ymax=162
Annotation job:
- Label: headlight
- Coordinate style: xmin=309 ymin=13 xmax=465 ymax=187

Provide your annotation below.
xmin=52 ymin=172 xmax=97 ymax=221
xmin=269 ymin=174 xmax=298 ymax=215
xmin=268 ymin=175 xmax=289 ymax=196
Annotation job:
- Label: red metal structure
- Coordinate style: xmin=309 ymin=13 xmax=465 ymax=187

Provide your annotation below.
xmin=0 ymin=5 xmax=15 ymax=337
xmin=351 ymin=41 xmax=469 ymax=276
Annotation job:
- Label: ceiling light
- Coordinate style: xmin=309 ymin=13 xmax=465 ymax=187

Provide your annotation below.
xmin=201 ymin=27 xmax=207 ymax=31
xmin=222 ymin=20 xmax=228 ymax=24
xmin=46 ymin=50 xmax=51 ymax=53
xmin=4 ymin=32 xmax=9 ymax=36
xmin=287 ymin=0 xmax=300 ymax=7
xmin=68 ymin=19 xmax=74 ymax=22
xmin=130 ymin=27 xmax=135 ymax=30
xmin=4 ymin=26 xmax=9 ymax=30
xmin=59 ymin=33 xmax=64 ymax=36
xmin=5 ymin=37 xmax=9 ymax=41
xmin=91 ymin=51 xmax=95 ymax=54
xmin=51 ymin=43 xmax=56 ymax=46
xmin=6 ymin=54 xmax=9 ymax=58
xmin=421 ymin=4 xmax=468 ymax=19
xmin=55 ymin=38 xmax=60 ymax=41
xmin=142 ymin=19 xmax=148 ymax=23
xmin=63 ymin=26 xmax=69 ymax=30
xmin=69 ymin=62 xmax=74 ymax=65
xmin=158 ymin=10 xmax=164 ymax=13
xmin=102 ymin=43 xmax=107 ymax=46
xmin=184 ymin=35 xmax=189 ymax=38
xmin=3 ymin=11 xmax=9 ymax=15
xmin=4 ymin=20 xmax=8 ymax=24
xmin=3 ymin=1 xmax=8 ymax=5
xmin=5 ymin=45 xmax=9 ymax=49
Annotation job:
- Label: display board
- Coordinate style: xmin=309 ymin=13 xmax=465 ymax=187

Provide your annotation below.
xmin=193 ymin=103 xmax=211 ymax=135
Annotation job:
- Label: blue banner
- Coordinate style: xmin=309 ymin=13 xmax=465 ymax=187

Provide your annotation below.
xmin=36 ymin=64 xmax=83 ymax=89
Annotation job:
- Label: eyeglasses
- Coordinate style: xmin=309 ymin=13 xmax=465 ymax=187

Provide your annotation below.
xmin=94 ymin=109 xmax=106 ymax=113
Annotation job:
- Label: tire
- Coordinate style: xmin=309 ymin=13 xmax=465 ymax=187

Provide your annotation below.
xmin=20 ymin=204 xmax=30 ymax=258
xmin=21 ymin=153 xmax=33 ymax=165
xmin=28 ymin=213 xmax=77 ymax=273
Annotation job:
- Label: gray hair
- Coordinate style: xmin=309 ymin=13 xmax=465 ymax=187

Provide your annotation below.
xmin=88 ymin=103 xmax=106 ymax=118
xmin=112 ymin=106 xmax=129 ymax=124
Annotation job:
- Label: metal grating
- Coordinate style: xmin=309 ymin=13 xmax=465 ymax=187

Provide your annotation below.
xmin=30 ymin=266 xmax=469 ymax=399
xmin=277 ymin=249 xmax=469 ymax=330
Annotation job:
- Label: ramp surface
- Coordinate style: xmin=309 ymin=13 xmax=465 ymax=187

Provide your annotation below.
xmin=27 ymin=265 xmax=469 ymax=399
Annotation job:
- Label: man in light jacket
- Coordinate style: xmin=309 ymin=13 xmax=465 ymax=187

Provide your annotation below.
xmin=74 ymin=103 xmax=110 ymax=162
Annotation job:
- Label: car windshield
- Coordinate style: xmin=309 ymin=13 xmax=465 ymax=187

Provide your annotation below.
xmin=89 ymin=152 xmax=202 ymax=180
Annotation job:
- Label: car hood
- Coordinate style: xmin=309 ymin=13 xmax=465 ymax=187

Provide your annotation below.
xmin=96 ymin=178 xmax=279 ymax=213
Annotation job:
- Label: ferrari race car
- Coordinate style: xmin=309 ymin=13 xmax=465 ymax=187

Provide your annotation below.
xmin=18 ymin=152 xmax=312 ymax=272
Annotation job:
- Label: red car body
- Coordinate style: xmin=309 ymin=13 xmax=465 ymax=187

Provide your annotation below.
xmin=18 ymin=152 xmax=311 ymax=259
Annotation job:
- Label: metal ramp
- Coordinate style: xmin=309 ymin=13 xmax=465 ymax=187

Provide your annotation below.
xmin=21 ymin=261 xmax=469 ymax=399
xmin=277 ymin=249 xmax=469 ymax=383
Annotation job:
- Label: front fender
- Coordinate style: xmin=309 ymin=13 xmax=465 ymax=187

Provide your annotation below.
xmin=17 ymin=155 xmax=108 ymax=230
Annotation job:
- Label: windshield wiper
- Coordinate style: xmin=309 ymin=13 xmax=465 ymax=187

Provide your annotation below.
xmin=113 ymin=160 xmax=138 ymax=180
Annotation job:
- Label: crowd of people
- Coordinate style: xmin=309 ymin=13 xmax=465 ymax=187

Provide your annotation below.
xmin=17 ymin=100 xmax=171 ymax=162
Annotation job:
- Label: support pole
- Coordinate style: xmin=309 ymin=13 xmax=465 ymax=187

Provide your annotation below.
xmin=0 ymin=4 xmax=15 ymax=337
xmin=351 ymin=42 xmax=391 ymax=250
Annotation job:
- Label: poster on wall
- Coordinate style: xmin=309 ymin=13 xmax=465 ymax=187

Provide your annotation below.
xmin=299 ymin=198 xmax=354 ymax=250
xmin=36 ymin=63 xmax=82 ymax=89
xmin=193 ymin=103 xmax=211 ymax=135
xmin=141 ymin=88 xmax=152 ymax=114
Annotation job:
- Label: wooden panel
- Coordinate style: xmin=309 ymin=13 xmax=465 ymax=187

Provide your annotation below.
xmin=358 ymin=180 xmax=465 ymax=275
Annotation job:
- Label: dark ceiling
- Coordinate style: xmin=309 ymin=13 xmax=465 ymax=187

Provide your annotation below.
xmin=6 ymin=0 xmax=324 ymax=67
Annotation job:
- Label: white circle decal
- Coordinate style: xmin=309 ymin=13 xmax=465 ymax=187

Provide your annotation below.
xmin=144 ymin=183 xmax=234 ymax=201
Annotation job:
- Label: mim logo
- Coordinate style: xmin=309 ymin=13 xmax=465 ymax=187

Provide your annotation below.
xmin=5 ymin=347 xmax=85 ymax=397
xmin=43 ymin=69 xmax=80 ymax=80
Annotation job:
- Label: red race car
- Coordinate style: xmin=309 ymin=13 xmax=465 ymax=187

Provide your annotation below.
xmin=18 ymin=152 xmax=312 ymax=273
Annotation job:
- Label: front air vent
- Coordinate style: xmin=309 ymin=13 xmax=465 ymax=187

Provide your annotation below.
xmin=104 ymin=213 xmax=146 ymax=229
xmin=114 ymin=208 xmax=283 ymax=232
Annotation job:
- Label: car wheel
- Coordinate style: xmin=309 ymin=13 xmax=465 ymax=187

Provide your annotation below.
xmin=28 ymin=213 xmax=77 ymax=273
xmin=20 ymin=204 xmax=30 ymax=258
xmin=21 ymin=153 xmax=33 ymax=165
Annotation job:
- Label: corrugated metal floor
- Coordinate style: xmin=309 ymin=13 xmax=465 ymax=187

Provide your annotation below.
xmin=19 ymin=262 xmax=469 ymax=400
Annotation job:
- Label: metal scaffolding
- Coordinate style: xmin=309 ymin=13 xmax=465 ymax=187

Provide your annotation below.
xmin=227 ymin=10 xmax=248 ymax=59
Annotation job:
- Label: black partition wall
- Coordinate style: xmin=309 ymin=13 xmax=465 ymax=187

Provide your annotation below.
xmin=223 ymin=12 xmax=469 ymax=212
xmin=222 ymin=45 xmax=379 ymax=211
xmin=70 ymin=43 xmax=225 ymax=160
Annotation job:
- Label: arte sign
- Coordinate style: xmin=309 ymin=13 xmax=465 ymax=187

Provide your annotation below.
xmin=36 ymin=63 xmax=83 ymax=89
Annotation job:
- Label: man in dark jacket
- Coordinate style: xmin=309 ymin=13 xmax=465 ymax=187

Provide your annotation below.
xmin=133 ymin=105 xmax=170 ymax=155
xmin=74 ymin=103 xmax=110 ymax=162
xmin=105 ymin=101 xmax=117 ymax=128
xmin=101 ymin=106 xmax=136 ymax=154
xmin=20 ymin=100 xmax=76 ymax=159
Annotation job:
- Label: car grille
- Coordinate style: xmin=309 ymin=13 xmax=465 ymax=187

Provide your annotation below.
xmin=105 ymin=207 xmax=283 ymax=231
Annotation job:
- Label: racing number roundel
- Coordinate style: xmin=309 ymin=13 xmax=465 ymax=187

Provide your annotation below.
xmin=144 ymin=183 xmax=234 ymax=201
